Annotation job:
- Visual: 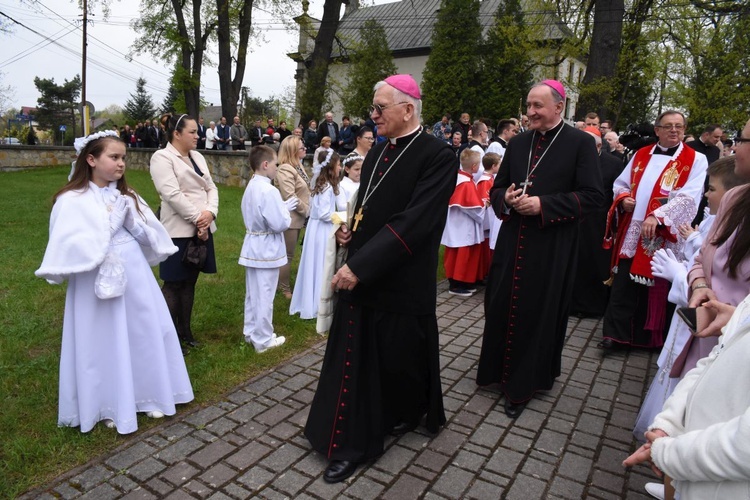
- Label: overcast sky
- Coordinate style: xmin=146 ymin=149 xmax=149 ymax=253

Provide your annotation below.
xmin=0 ymin=0 xmax=384 ymax=113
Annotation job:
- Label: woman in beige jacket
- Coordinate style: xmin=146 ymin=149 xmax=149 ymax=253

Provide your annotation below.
xmin=150 ymin=113 xmax=219 ymax=351
xmin=275 ymin=136 xmax=311 ymax=298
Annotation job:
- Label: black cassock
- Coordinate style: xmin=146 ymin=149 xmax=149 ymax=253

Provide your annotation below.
xmin=305 ymin=128 xmax=457 ymax=462
xmin=570 ymin=151 xmax=625 ymax=317
xmin=477 ymin=121 xmax=604 ymax=403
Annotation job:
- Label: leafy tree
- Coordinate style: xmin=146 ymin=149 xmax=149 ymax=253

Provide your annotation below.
xmin=682 ymin=8 xmax=750 ymax=131
xmin=33 ymin=75 xmax=81 ymax=141
xmin=298 ymin=0 xmax=344 ymax=125
xmin=478 ymin=0 xmax=533 ymax=121
xmin=132 ymin=0 xmax=215 ymax=118
xmin=341 ymin=19 xmax=397 ymax=121
xmin=123 ymin=77 xmax=156 ymax=123
xmin=421 ymin=0 xmax=482 ymax=125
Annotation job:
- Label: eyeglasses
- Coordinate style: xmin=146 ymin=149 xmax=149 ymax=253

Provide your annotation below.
xmin=362 ymin=136 xmax=375 ymax=141
xmin=735 ymin=136 xmax=750 ymax=144
xmin=369 ymin=101 xmax=409 ymax=115
xmin=655 ymin=124 xmax=685 ymax=131
xmin=298 ymin=147 xmax=306 ymax=151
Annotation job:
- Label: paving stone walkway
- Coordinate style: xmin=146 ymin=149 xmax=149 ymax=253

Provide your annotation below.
xmin=23 ymin=283 xmax=661 ymax=499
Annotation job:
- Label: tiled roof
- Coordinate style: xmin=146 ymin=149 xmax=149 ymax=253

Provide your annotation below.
xmin=331 ymin=0 xmax=570 ymax=58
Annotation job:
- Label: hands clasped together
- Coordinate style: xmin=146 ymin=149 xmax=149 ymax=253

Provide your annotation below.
xmin=504 ymin=183 xmax=541 ymax=216
xmin=330 ymin=225 xmax=359 ymax=291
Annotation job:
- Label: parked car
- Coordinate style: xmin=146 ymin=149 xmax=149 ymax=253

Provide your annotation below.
xmin=1 ymin=137 xmax=21 ymax=145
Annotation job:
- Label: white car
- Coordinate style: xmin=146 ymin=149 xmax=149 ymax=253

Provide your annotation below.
xmin=1 ymin=137 xmax=21 ymax=145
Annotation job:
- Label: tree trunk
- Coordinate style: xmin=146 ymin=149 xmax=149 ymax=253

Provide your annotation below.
xmin=299 ymin=0 xmax=343 ymax=125
xmin=171 ymin=0 xmax=203 ymax=118
xmin=577 ymin=0 xmax=624 ymax=119
xmin=217 ymin=0 xmax=255 ymax=121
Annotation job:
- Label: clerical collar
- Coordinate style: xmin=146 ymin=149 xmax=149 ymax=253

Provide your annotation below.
xmin=469 ymin=140 xmax=485 ymax=150
xmin=538 ymin=119 xmax=564 ymax=136
xmin=388 ymin=125 xmax=422 ymax=145
xmin=653 ymin=143 xmax=679 ymax=156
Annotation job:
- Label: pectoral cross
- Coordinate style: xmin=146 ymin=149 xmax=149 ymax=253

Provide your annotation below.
xmin=520 ymin=180 xmax=533 ymax=195
xmin=352 ymin=207 xmax=364 ymax=232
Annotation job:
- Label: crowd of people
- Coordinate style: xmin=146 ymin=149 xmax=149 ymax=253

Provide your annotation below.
xmin=35 ymin=73 xmax=750 ymax=495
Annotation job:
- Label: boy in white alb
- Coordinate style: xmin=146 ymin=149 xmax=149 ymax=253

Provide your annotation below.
xmin=239 ymin=146 xmax=298 ymax=353
xmin=476 ymin=152 xmax=501 ymax=282
xmin=441 ymin=148 xmax=485 ymax=297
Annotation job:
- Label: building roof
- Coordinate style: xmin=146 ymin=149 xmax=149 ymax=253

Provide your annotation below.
xmin=330 ymin=0 xmax=571 ymax=58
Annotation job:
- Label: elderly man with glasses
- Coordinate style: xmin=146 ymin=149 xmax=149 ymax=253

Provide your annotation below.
xmin=600 ymin=110 xmax=708 ymax=353
xmin=304 ymin=74 xmax=457 ymax=484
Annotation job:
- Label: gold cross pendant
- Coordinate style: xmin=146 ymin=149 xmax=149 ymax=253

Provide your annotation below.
xmin=352 ymin=207 xmax=364 ymax=232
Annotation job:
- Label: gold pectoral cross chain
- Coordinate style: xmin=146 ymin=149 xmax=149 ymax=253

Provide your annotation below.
xmin=352 ymin=206 xmax=364 ymax=232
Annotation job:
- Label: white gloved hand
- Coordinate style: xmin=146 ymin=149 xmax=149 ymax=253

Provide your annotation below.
xmin=651 ymin=248 xmax=684 ymax=283
xmin=284 ymin=196 xmax=299 ymax=212
xmin=109 ymin=196 xmax=128 ymax=234
xmin=123 ymin=198 xmax=137 ymax=231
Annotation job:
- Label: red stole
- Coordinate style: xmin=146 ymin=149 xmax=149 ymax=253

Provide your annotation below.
xmin=604 ymin=144 xmax=696 ymax=284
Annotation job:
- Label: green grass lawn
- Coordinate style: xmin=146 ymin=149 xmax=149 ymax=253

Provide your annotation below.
xmin=0 ymin=166 xmax=448 ymax=498
xmin=0 ymin=167 xmax=326 ymax=498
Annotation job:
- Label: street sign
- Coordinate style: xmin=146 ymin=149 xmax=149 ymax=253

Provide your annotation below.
xmin=59 ymin=125 xmax=67 ymax=132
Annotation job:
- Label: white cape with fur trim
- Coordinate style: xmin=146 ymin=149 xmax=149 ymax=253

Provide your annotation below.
xmin=36 ymin=183 xmax=177 ymax=284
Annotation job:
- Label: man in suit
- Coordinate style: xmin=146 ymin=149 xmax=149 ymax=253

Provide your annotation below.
xmin=215 ymin=116 xmax=230 ymax=150
xmin=197 ymin=117 xmax=207 ymax=149
xmin=316 ymin=112 xmax=339 ymax=146
xmin=686 ymin=124 xmax=722 ymax=165
xmin=249 ymin=119 xmax=264 ymax=147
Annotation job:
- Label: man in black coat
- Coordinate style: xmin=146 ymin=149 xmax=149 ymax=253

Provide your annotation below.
xmin=686 ymin=124 xmax=722 ymax=224
xmin=305 ymin=75 xmax=456 ymax=484
xmin=477 ymin=80 xmax=604 ymax=419
xmin=316 ymin=112 xmax=339 ymax=145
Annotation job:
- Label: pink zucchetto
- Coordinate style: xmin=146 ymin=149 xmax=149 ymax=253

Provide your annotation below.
xmin=384 ymin=74 xmax=421 ymax=100
xmin=541 ymin=79 xmax=566 ymax=101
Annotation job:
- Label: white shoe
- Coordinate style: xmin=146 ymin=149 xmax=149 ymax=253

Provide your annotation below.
xmin=645 ymin=482 xmax=665 ymax=500
xmin=102 ymin=419 xmax=115 ymax=429
xmin=146 ymin=411 xmax=165 ymax=419
xmin=256 ymin=336 xmax=286 ymax=353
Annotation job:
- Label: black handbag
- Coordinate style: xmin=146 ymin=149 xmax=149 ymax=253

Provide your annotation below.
xmin=182 ymin=236 xmax=207 ymax=270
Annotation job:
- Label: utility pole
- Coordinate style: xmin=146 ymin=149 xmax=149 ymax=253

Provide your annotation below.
xmin=81 ymin=1 xmax=88 ymax=136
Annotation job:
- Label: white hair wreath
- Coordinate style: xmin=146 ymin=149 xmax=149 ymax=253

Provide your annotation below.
xmin=73 ymin=130 xmax=120 ymax=155
xmin=342 ymin=154 xmax=364 ymax=167
xmin=319 ymin=148 xmax=335 ymax=169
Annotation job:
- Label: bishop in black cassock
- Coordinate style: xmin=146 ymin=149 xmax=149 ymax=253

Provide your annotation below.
xmin=477 ymin=80 xmax=604 ymax=418
xmin=304 ymin=75 xmax=457 ymax=483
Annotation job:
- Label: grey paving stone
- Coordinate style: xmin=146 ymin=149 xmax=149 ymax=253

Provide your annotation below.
xmin=204 ymin=417 xmax=239 ymax=437
xmin=414 ymin=449 xmax=451 ymax=472
xmin=190 ymin=439 xmax=237 ymax=469
xmin=469 ymin=422 xmax=504 ymax=449
xmin=535 ymin=429 xmax=568 ymax=457
xmin=253 ymin=403 xmax=295 ymax=427
xmin=224 ymin=442 xmax=274 ymax=473
xmin=105 ymin=442 xmax=158 ymax=471
xmin=110 ymin=473 xmax=139 ymax=492
xmin=120 ymin=487 xmax=158 ymax=499
xmin=128 ymin=457 xmax=167 ymax=482
xmin=344 ymin=475 xmax=386 ymax=500
xmin=205 ymin=492 xmax=233 ymax=500
xmin=78 ymin=483 xmax=120 ymax=500
xmin=183 ymin=478 xmax=213 ymax=498
xmin=591 ymin=469 xmax=625 ymax=495
xmin=53 ymin=483 xmax=83 ymax=499
xmin=558 ymin=451 xmax=593 ymax=480
xmin=484 ymin=448 xmax=524 ymax=477
xmin=381 ymin=474 xmax=429 ymax=500
xmin=268 ymin=469 xmax=311 ymax=496
xmin=520 ymin=457 xmax=555 ymax=481
xmin=160 ymin=422 xmax=193 ymax=441
xmin=374 ymin=444 xmax=416 ymax=475
xmin=505 ymin=474 xmax=547 ymax=500
xmin=465 ymin=478 xmax=505 ymax=499
xmin=426 ymin=428 xmax=467 ymax=455
xmin=258 ymin=443 xmax=307 ymax=472
xmin=222 ymin=483 xmax=252 ymax=499
xmin=451 ymin=449 xmax=486 ymax=472
xmin=198 ymin=463 xmax=237 ymax=488
xmin=158 ymin=436 xmax=204 ymax=465
xmin=161 ymin=461 xmax=200 ymax=486
xmin=184 ymin=406 xmax=226 ymax=428
xmin=145 ymin=477 xmax=173 ymax=496
xmin=69 ymin=464 xmax=114 ymax=491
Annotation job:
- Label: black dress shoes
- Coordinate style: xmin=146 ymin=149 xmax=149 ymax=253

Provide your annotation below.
xmin=324 ymin=460 xmax=358 ymax=483
xmin=391 ymin=421 xmax=419 ymax=437
xmin=504 ymin=399 xmax=527 ymax=419
xmin=597 ymin=338 xmax=614 ymax=350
